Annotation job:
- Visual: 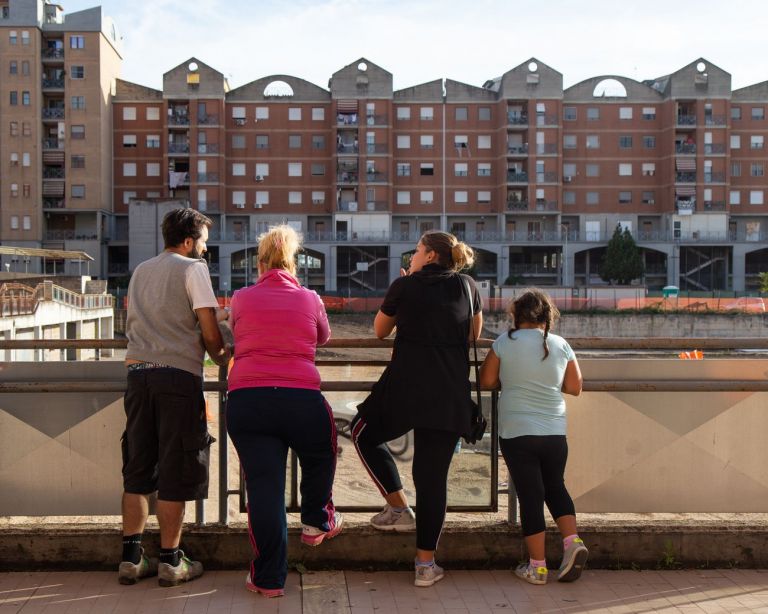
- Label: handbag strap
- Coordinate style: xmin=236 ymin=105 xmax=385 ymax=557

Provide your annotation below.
xmin=461 ymin=276 xmax=482 ymax=406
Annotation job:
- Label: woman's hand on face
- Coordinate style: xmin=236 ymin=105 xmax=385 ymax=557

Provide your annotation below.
xmin=400 ymin=267 xmax=408 ymax=277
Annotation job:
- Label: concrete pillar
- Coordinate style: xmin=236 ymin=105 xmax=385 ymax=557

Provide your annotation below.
xmin=732 ymin=245 xmax=748 ymax=292
xmin=325 ymin=246 xmax=337 ymax=293
xmin=498 ymin=245 xmax=509 ymax=286
xmin=668 ymin=245 xmax=680 ymax=288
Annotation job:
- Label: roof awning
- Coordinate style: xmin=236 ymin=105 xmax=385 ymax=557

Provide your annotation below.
xmin=675 ymin=187 xmax=696 ymax=196
xmin=336 ymin=100 xmax=358 ymax=113
xmin=676 ymin=158 xmax=696 ymax=171
xmin=0 ymin=246 xmax=93 ymax=261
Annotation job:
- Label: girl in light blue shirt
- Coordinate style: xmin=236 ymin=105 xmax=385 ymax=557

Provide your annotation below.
xmin=480 ymin=289 xmax=587 ymax=586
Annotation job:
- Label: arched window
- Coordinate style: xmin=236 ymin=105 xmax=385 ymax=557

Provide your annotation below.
xmin=263 ymin=80 xmax=294 ymax=97
xmin=592 ymin=79 xmax=627 ymax=98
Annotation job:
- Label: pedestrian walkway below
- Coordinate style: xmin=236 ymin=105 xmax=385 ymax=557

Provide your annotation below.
xmin=2 ymin=568 xmax=768 ymax=613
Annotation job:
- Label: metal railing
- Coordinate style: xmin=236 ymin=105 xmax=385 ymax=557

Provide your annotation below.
xmin=507 ymin=113 xmax=528 ymax=125
xmin=168 ymin=143 xmax=190 ymax=154
xmin=42 ymin=108 xmax=65 ymax=119
xmin=507 ymin=144 xmax=528 ymax=155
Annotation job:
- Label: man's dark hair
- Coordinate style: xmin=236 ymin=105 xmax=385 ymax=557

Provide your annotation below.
xmin=162 ymin=208 xmax=212 ymax=248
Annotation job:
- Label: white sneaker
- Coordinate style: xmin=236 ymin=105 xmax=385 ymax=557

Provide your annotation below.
xmin=515 ymin=563 xmax=548 ymax=585
xmin=414 ymin=561 xmax=444 ymax=587
xmin=370 ymin=504 xmax=416 ymax=532
xmin=301 ymin=512 xmax=344 ymax=546
xmin=558 ymin=537 xmax=589 ymax=582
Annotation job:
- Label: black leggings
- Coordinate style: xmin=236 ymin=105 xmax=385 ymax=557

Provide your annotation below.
xmin=500 ymin=435 xmax=575 ymax=536
xmin=351 ymin=414 xmax=459 ymax=551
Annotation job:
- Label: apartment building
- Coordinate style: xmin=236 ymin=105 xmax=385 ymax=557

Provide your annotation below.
xmin=2 ymin=4 xmax=766 ymax=293
xmin=0 ymin=0 xmax=121 ymax=277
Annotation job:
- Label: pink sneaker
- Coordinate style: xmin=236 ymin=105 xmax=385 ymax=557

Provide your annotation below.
xmin=301 ymin=512 xmax=344 ymax=546
xmin=245 ymin=573 xmax=284 ymax=598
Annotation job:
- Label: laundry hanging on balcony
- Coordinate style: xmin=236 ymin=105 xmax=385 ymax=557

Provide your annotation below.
xmin=675 ymin=158 xmax=696 ymax=171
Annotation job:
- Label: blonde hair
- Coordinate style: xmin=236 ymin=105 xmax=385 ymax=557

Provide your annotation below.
xmin=507 ymin=288 xmax=560 ymax=360
xmin=257 ymin=225 xmax=301 ymax=276
xmin=420 ymin=230 xmax=475 ymax=272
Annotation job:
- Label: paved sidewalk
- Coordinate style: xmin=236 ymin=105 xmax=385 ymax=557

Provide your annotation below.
xmin=2 ymin=568 xmax=768 ymax=613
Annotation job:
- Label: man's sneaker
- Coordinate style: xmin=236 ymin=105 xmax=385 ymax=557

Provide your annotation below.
xmin=558 ymin=537 xmax=589 ymax=582
xmin=157 ymin=551 xmax=204 ymax=587
xmin=370 ymin=504 xmax=416 ymax=532
xmin=117 ymin=548 xmax=158 ymax=585
xmin=245 ymin=572 xmax=284 ymax=598
xmin=515 ymin=563 xmax=548 ymax=585
xmin=301 ymin=512 xmax=344 ymax=546
xmin=414 ymin=561 xmax=444 ymax=587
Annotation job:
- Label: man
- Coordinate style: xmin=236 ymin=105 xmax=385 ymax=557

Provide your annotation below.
xmin=118 ymin=208 xmax=231 ymax=586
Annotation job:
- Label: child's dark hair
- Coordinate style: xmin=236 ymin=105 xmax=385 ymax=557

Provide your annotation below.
xmin=507 ymin=288 xmax=560 ymax=359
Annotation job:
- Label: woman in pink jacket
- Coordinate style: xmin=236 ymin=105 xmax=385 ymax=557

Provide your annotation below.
xmin=226 ymin=225 xmax=341 ymax=598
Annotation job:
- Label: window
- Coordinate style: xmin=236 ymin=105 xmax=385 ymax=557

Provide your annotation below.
xmin=619 ymin=106 xmax=633 ymax=120
xmin=146 ymin=135 xmax=160 ymax=148
xmin=453 ymin=163 xmax=467 ymax=177
xmin=288 ymin=107 xmax=301 ymax=121
xmin=751 ymin=135 xmax=764 ymax=149
xmin=397 ymin=106 xmax=411 ymax=120
xmin=397 ymin=191 xmax=411 ymax=205
xmin=231 ymin=106 xmax=246 ymax=121
xmin=21 ymin=91 xmax=30 ymax=106
xmin=413 ymin=163 xmax=431 ymax=176
xmin=563 ymin=190 xmax=576 ymax=205
xmin=19 ymin=214 xmax=30 ymax=230
xmin=232 ymin=191 xmax=246 ymax=207
xmin=9 ymin=61 xmax=17 ymax=74
xmin=20 ymin=152 xmax=29 ymax=167
xmin=255 ymin=191 xmax=269 ymax=206
xmin=146 ymin=163 xmax=160 ymax=176
xmin=147 ymin=191 xmax=161 ymax=198
xmin=122 ymin=191 xmax=137 ymax=205
xmin=420 ymin=191 xmax=433 ymax=204
xmin=420 ymin=107 xmax=434 ymax=120
xmin=10 ymin=121 xmax=19 ymax=136
xmin=478 ymin=106 xmax=491 ymax=121
xmin=288 ymin=162 xmax=302 ymax=177
xmin=312 ymin=135 xmax=325 ymax=150
xmin=642 ymin=107 xmax=656 ymax=120
xmin=10 ymin=216 xmax=19 ymax=230
xmin=564 ymin=107 xmax=577 ymax=121
xmin=454 ymin=135 xmax=469 ymax=149
xmin=21 ymin=31 xmax=29 ymax=45
xmin=232 ymin=163 xmax=246 ymax=176
xmin=586 ymin=135 xmax=599 ymax=149
xmin=455 ymin=107 xmax=468 ymax=121
xmin=477 ymin=163 xmax=491 ymax=176
xmin=10 ymin=152 xmax=18 ymax=165
xmin=586 ymin=107 xmax=600 ymax=120
xmin=22 ymin=121 xmax=30 ymax=136
xmin=730 ymin=190 xmax=741 ymax=205
xmin=288 ymin=191 xmax=302 ymax=204
xmin=586 ymin=163 xmax=600 ymax=177
xmin=232 ymin=134 xmax=245 ymax=149
xmin=255 ymin=163 xmax=269 ymax=177
xmin=751 ymin=107 xmax=764 ymax=120
xmin=9 ymin=91 xmax=17 ymax=105
xmin=396 ymin=163 xmax=411 ymax=177
xmin=71 ymin=125 xmax=85 ymax=139
xmin=70 ymin=35 xmax=84 ymax=48
xmin=10 ymin=183 xmax=19 ymax=197
xmin=288 ymin=134 xmax=301 ymax=149
xmin=255 ymin=135 xmax=269 ymax=149
xmin=731 ymin=162 xmax=741 ymax=177
xmin=71 ymin=185 xmax=85 ymax=198
xmin=71 ymin=155 xmax=85 ymax=168
xmin=751 ymin=163 xmax=764 ymax=177
xmin=396 ymin=135 xmax=410 ymax=149
xmin=749 ymin=190 xmax=764 ymax=205
xmin=619 ymin=163 xmax=632 ymax=176
xmin=70 ymin=65 xmax=84 ymax=79
xmin=9 ymin=31 xmax=17 ymax=44
xmin=563 ymin=135 xmax=576 ymax=149
xmin=146 ymin=107 xmax=160 ymax=120
xmin=420 ymin=135 xmax=434 ymax=149
xmin=619 ymin=135 xmax=633 ymax=148
xmin=563 ymin=163 xmax=576 ymax=177
xmin=730 ymin=135 xmax=741 ymax=149
xmin=642 ymin=162 xmax=656 ymax=176
xmin=311 ymin=107 xmax=325 ymax=121
xmin=731 ymin=107 xmax=741 ymax=120
xmin=454 ymin=191 xmax=468 ymax=203
xmin=643 ymin=136 xmax=656 ymax=149
xmin=71 ymin=95 xmax=85 ymax=109
xmin=311 ymin=191 xmax=324 ymax=204
xmin=122 ymin=134 xmax=136 ymax=147
xmin=311 ymin=163 xmax=325 ymax=176
xmin=21 ymin=60 xmax=29 ymax=75
xmin=586 ymin=191 xmax=599 ymax=205
xmin=642 ymin=191 xmax=655 ymax=204
xmin=478 ymin=190 xmax=491 ymax=203
xmin=619 ymin=191 xmax=632 ymax=204
xmin=477 ymin=135 xmax=491 ymax=149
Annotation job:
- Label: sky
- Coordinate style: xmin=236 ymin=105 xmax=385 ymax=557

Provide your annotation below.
xmin=60 ymin=0 xmax=768 ymax=93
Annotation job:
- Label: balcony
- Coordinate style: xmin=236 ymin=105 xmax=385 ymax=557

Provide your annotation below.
xmin=676 ymin=200 xmax=696 ymax=214
xmin=365 ymin=114 xmax=388 ymax=125
xmin=42 ymin=108 xmax=65 ymax=120
xmin=42 ymin=138 xmax=63 ymax=150
xmin=675 ymin=143 xmax=697 ymax=154
xmin=506 ymin=200 xmax=529 ymax=211
xmin=337 ymin=143 xmax=358 ymax=154
xmin=199 ymin=200 xmax=220 ymax=213
xmin=364 ymin=171 xmax=388 ymax=182
xmin=507 ymin=113 xmax=528 ymax=126
xmin=197 ymin=114 xmax=219 ymax=125
xmin=43 ymin=198 xmax=65 ymax=209
xmin=41 ymin=77 xmax=64 ymax=89
xmin=197 ymin=143 xmax=219 ymax=154
xmin=507 ymin=144 xmax=529 ymax=155
xmin=536 ymin=171 xmax=558 ymax=183
xmin=41 ymin=48 xmax=65 ymax=60
xmin=197 ymin=172 xmax=219 ymax=183
xmin=536 ymin=143 xmax=558 ymax=155
xmin=337 ymin=114 xmax=358 ymax=126
xmin=507 ymin=171 xmax=528 ymax=183
xmin=703 ymin=200 xmax=726 ymax=211
xmin=534 ymin=199 xmax=558 ymax=211
xmin=704 ymin=172 xmax=725 ymax=184
xmin=337 ymin=173 xmax=359 ymax=184
xmin=107 ymin=262 xmax=129 ymax=275
xmin=365 ymin=143 xmax=388 ymax=154
xmin=675 ymin=172 xmax=697 ymax=183
xmin=168 ymin=142 xmax=190 ymax=154
xmin=168 ymin=114 xmax=190 ymax=126
xmin=677 ymin=114 xmax=697 ymax=126
xmin=43 ymin=167 xmax=65 ymax=179
xmin=705 ymin=115 xmax=727 ymax=126
xmin=44 ymin=229 xmax=76 ymax=240
xmin=704 ymin=144 xmax=726 ymax=154
xmin=337 ymin=200 xmax=359 ymax=212
xmin=535 ymin=114 xmax=559 ymax=126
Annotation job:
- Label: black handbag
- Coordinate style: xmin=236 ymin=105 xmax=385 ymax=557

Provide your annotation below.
xmin=461 ymin=277 xmax=488 ymax=445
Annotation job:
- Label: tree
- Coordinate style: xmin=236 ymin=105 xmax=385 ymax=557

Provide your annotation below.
xmin=600 ymin=224 xmax=645 ymax=285
xmin=759 ymin=272 xmax=768 ymax=293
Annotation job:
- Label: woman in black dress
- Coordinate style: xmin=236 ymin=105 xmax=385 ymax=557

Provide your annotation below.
xmin=351 ymin=230 xmax=482 ymax=587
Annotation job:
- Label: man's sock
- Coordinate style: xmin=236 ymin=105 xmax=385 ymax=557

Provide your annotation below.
xmin=159 ymin=548 xmax=181 ymax=567
xmin=122 ymin=534 xmax=142 ymax=565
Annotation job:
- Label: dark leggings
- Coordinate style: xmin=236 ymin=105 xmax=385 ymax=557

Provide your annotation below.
xmin=351 ymin=414 xmax=459 ymax=551
xmin=500 ymin=435 xmax=575 ymax=536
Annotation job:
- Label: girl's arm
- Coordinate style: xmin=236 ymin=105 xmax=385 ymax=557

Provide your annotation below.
xmin=561 ymin=358 xmax=583 ymax=396
xmin=373 ymin=310 xmax=396 ymax=339
xmin=478 ymin=348 xmax=501 ymax=390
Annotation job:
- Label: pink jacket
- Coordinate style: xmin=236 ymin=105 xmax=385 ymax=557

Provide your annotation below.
xmin=228 ymin=269 xmax=331 ymax=391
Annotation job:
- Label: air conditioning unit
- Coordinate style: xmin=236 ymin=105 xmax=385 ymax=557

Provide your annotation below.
xmin=312 ymin=199 xmax=323 ymax=204
xmin=647 ymin=199 xmax=655 ymax=204
xmin=253 ymin=203 xmax=263 ymax=209
xmin=563 ymin=176 xmax=572 ymax=183
xmin=234 ymin=203 xmax=245 ymax=209
xmin=255 ymin=174 xmax=264 ymax=182
xmin=233 ymin=118 xmax=246 ymax=126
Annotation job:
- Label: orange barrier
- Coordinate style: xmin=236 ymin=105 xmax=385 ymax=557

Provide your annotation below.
xmin=678 ymin=350 xmax=704 ymax=360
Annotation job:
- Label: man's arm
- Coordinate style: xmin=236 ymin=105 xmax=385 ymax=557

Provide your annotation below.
xmin=196 ymin=307 xmax=231 ymax=366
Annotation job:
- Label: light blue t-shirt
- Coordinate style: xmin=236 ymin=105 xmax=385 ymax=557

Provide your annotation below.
xmin=492 ymin=328 xmax=576 ymax=439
